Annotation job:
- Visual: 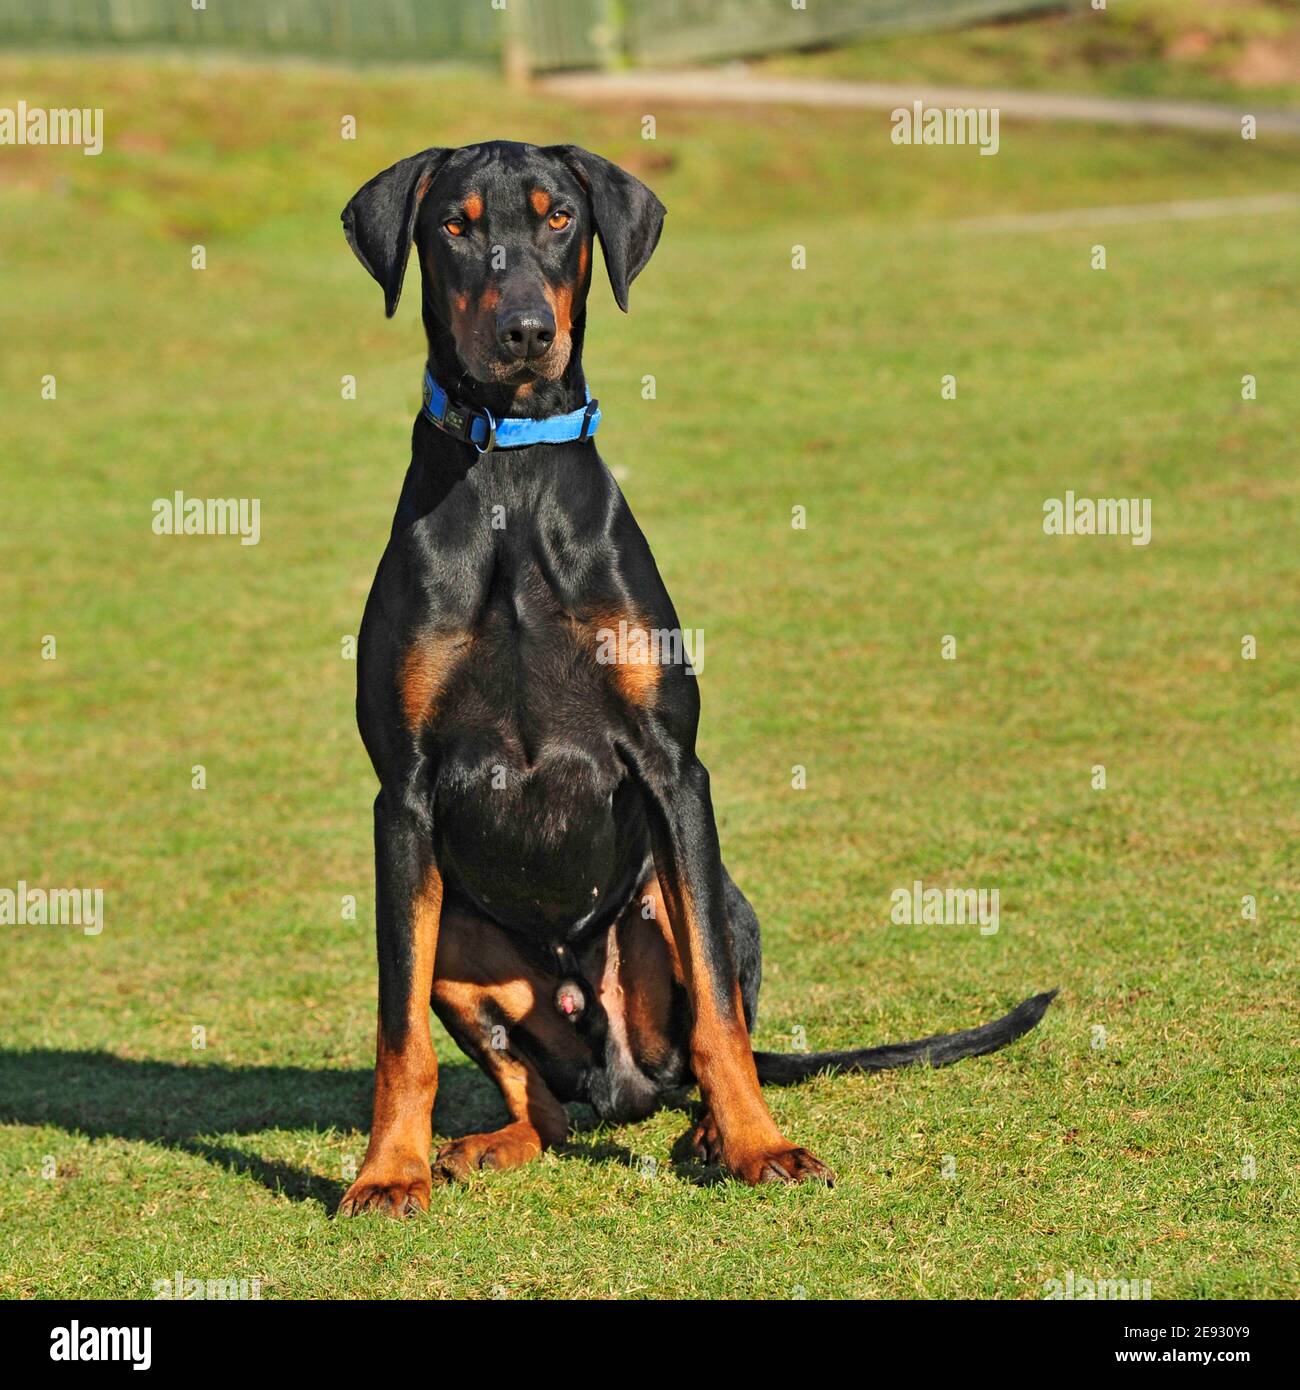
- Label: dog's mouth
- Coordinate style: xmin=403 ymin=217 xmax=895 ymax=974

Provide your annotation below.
xmin=457 ymin=340 xmax=572 ymax=387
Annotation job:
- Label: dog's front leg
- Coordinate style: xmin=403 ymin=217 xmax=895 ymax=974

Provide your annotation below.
xmin=339 ymin=792 xmax=442 ymax=1217
xmin=632 ymin=753 xmax=833 ymax=1186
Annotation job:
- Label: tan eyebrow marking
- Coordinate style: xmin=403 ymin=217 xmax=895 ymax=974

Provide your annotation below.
xmin=463 ymin=193 xmax=484 ymax=221
xmin=529 ymin=189 xmax=551 ymax=216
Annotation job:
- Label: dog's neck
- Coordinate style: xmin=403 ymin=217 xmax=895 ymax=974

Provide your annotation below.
xmin=420 ymin=303 xmax=590 ymax=424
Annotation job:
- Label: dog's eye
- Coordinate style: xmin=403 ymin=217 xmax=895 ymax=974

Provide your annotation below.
xmin=547 ymin=211 xmax=572 ymax=231
xmin=444 ymin=219 xmax=466 ymax=237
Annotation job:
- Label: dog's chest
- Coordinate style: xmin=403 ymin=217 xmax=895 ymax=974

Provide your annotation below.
xmin=399 ymin=556 xmax=658 ymax=933
xmin=399 ymin=555 xmax=658 ymax=744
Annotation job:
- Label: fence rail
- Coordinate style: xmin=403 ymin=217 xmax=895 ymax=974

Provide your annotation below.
xmin=0 ymin=0 xmax=503 ymax=61
xmin=0 ymin=0 xmax=1061 ymax=71
xmin=624 ymin=1 xmax=1057 ymax=68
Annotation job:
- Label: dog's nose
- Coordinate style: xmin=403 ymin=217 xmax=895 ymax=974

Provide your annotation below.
xmin=497 ymin=306 xmax=556 ymax=360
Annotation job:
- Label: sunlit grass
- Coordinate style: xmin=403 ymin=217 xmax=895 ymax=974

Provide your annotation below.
xmin=0 ymin=52 xmax=1296 ymax=1299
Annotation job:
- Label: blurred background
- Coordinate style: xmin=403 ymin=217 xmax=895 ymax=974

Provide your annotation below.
xmin=1 ymin=0 xmax=1299 ymax=99
xmin=2 ymin=1 xmax=1296 ymax=1299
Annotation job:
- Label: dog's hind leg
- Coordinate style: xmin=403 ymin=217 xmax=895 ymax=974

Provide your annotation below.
xmin=429 ymin=902 xmax=591 ymax=1181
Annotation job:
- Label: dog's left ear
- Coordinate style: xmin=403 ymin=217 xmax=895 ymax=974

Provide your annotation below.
xmin=342 ymin=147 xmax=452 ymax=317
xmin=550 ymin=146 xmax=666 ymax=312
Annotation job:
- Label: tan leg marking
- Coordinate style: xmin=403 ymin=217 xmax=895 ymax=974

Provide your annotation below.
xmin=430 ymin=908 xmax=580 ymax=1182
xmin=659 ymin=876 xmax=833 ymax=1186
xmin=340 ymin=863 xmax=444 ymax=1217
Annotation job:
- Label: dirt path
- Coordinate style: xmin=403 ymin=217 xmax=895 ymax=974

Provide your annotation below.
xmin=538 ymin=70 xmax=1300 ymax=138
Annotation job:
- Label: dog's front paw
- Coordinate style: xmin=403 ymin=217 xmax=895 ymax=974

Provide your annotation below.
xmin=338 ymin=1152 xmax=432 ymax=1218
xmin=730 ymin=1143 xmax=835 ymax=1187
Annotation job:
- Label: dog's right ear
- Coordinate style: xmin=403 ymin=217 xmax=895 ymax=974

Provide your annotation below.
xmin=342 ymin=148 xmax=452 ymax=318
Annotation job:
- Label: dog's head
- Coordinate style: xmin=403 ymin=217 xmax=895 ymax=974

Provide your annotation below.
xmin=342 ymin=141 xmax=665 ymax=391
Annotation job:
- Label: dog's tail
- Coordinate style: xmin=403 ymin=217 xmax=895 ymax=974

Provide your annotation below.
xmin=752 ymin=990 xmax=1057 ymax=1085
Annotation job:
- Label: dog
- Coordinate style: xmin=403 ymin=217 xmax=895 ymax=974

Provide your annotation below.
xmin=337 ymin=141 xmax=1054 ymax=1216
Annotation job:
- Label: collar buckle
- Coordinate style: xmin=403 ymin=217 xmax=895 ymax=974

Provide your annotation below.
xmin=432 ymin=392 xmax=495 ymax=451
xmin=437 ymin=400 xmax=476 ymax=444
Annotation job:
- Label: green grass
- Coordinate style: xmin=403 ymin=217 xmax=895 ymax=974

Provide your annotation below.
xmin=1 ymin=51 xmax=1297 ymax=1299
xmin=760 ymin=0 xmax=1300 ymax=107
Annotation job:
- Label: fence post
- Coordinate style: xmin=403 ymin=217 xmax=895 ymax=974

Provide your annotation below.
xmin=503 ymin=0 xmax=531 ymax=87
xmin=591 ymin=0 xmax=619 ymax=70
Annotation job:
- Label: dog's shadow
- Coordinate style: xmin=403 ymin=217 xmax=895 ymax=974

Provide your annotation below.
xmin=0 ymin=1048 xmax=705 ymax=1209
xmin=0 ymin=1048 xmax=494 ymax=1210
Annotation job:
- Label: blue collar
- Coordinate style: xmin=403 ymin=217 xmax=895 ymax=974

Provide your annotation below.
xmin=421 ymin=369 xmax=600 ymax=453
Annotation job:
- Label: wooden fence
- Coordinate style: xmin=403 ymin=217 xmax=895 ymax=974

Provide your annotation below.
xmin=622 ymin=0 xmax=1058 ymax=68
xmin=0 ymin=0 xmax=503 ymax=62
xmin=0 ymin=0 xmax=1062 ymax=71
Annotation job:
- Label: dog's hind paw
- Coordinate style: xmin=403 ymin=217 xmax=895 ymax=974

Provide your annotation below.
xmin=689 ymin=1111 xmax=723 ymax=1166
xmin=432 ymin=1121 xmax=546 ymax=1182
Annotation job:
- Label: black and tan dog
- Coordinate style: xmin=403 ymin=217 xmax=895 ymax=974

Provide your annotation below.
xmin=337 ymin=141 xmax=1053 ymax=1216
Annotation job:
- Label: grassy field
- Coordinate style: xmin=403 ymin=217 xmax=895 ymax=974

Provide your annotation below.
xmin=762 ymin=0 xmax=1300 ymax=107
xmin=1 ymin=51 xmax=1297 ymax=1300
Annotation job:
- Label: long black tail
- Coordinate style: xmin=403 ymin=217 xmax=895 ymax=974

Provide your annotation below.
xmin=752 ymin=990 xmax=1057 ymax=1085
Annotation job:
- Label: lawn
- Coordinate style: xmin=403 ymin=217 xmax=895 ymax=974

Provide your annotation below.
xmin=0 ymin=51 xmax=1296 ymax=1300
xmin=761 ymin=0 xmax=1300 ymax=108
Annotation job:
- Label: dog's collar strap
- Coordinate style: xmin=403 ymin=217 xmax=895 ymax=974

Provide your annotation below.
xmin=421 ymin=369 xmax=600 ymax=453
